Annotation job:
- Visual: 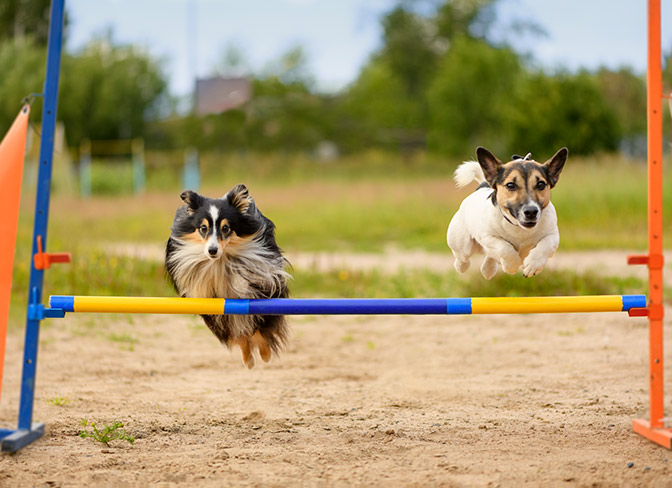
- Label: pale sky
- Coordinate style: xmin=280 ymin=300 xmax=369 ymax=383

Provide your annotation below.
xmin=64 ymin=0 xmax=672 ymax=97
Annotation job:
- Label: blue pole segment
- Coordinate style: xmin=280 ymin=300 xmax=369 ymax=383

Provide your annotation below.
xmin=48 ymin=295 xmax=74 ymax=312
xmin=244 ymin=298 xmax=470 ymax=315
xmin=622 ymin=294 xmax=647 ymax=311
xmin=223 ymin=299 xmax=249 ymax=315
xmin=17 ymin=0 xmax=65 ymax=433
xmin=446 ymin=298 xmax=472 ymax=314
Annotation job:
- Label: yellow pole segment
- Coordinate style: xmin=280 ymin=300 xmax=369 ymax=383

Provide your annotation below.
xmin=471 ymin=296 xmax=623 ymax=314
xmin=73 ymin=296 xmax=226 ymax=314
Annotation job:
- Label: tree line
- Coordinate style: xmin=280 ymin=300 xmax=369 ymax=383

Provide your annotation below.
xmin=0 ymin=0 xmax=669 ymax=158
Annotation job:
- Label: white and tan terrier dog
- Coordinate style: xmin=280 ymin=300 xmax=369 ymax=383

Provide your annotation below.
xmin=447 ymin=146 xmax=567 ymax=279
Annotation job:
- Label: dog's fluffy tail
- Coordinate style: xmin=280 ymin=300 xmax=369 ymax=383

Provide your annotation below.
xmin=453 ymin=161 xmax=485 ymax=188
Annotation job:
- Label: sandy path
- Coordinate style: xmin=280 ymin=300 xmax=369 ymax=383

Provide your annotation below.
xmin=107 ymin=243 xmax=668 ymax=284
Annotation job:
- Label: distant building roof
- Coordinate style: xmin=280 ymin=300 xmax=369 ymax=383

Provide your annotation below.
xmin=194 ymin=77 xmax=252 ymax=115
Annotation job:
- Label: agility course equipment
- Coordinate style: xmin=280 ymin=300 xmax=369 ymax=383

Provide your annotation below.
xmin=1 ymin=0 xmax=670 ymax=452
xmin=0 ymin=106 xmax=31 ymax=403
xmin=628 ymin=0 xmax=672 ymax=449
xmin=49 ymin=295 xmax=646 ymax=316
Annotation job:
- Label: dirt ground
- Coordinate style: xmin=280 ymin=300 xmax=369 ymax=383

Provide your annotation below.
xmin=1 ymin=252 xmax=672 ymax=487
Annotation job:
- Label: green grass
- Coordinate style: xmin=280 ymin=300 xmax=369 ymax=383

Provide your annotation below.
xmin=291 ymin=267 xmax=645 ymax=299
xmin=79 ymin=418 xmax=135 ymax=447
xmin=46 ymin=395 xmax=70 ymax=406
xmin=8 ymin=247 xmax=173 ymax=329
xmin=39 ymin=154 xmax=668 ymax=253
xmin=89 ymin=159 xmax=136 ymax=195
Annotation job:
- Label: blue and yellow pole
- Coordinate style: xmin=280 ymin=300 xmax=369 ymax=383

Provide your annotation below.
xmin=49 ymin=295 xmax=646 ymax=316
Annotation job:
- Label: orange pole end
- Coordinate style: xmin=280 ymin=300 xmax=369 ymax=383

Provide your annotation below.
xmin=0 ymin=105 xmax=31 ymax=401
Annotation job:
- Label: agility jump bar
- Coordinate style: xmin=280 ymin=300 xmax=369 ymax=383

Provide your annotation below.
xmin=48 ymin=295 xmax=646 ymax=316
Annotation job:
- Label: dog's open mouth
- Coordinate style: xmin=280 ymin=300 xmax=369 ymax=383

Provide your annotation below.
xmin=520 ymin=221 xmax=537 ymax=229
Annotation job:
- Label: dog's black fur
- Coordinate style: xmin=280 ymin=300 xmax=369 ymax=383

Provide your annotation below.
xmin=165 ymin=184 xmax=290 ymax=367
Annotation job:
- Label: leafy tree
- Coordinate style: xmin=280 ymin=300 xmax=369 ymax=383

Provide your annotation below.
xmin=245 ymin=75 xmax=324 ymax=151
xmin=594 ymin=67 xmax=646 ymax=138
xmin=664 ymin=45 xmax=672 ymax=93
xmin=58 ymin=36 xmax=168 ymax=144
xmin=506 ymin=71 xmax=621 ymax=156
xmin=434 ymin=0 xmax=498 ymax=40
xmin=427 ymin=36 xmax=523 ymax=156
xmin=344 ymin=0 xmax=505 ymax=150
xmin=0 ymin=0 xmax=56 ymax=46
xmin=0 ymin=40 xmax=45 ymax=132
xmin=379 ymin=5 xmax=439 ymax=100
xmin=662 ymin=47 xmax=672 ymax=136
xmin=213 ymin=43 xmax=250 ymax=78
xmin=345 ymin=58 xmax=423 ymax=130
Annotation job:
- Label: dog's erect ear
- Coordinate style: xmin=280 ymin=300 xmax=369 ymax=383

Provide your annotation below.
xmin=544 ymin=147 xmax=568 ymax=188
xmin=226 ymin=184 xmax=253 ymax=213
xmin=180 ymin=190 xmax=204 ymax=213
xmin=476 ymin=147 xmax=501 ymax=187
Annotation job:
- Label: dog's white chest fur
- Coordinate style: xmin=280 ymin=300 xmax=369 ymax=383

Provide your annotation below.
xmin=167 ymin=237 xmax=288 ymax=300
xmin=454 ymin=187 xmax=557 ymax=251
xmin=447 ymin=188 xmax=560 ymax=279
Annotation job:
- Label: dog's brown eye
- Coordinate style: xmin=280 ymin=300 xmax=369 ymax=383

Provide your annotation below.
xmin=221 ymin=224 xmax=230 ymax=235
xmin=536 ymin=181 xmax=547 ymax=190
xmin=199 ymin=224 xmax=208 ymax=235
xmin=505 ymin=182 xmax=517 ymax=191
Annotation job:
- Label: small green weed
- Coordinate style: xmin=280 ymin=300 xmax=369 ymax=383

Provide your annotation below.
xmin=107 ymin=333 xmax=139 ymax=351
xmin=46 ymin=396 xmax=69 ymax=406
xmin=79 ymin=418 xmax=135 ymax=447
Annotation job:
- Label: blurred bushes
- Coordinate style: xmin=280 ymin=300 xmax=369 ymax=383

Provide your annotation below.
xmin=0 ymin=34 xmax=167 ymax=147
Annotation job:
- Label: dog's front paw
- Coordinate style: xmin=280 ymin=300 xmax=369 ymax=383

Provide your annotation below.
xmin=454 ymin=258 xmax=471 ymax=273
xmin=480 ymin=257 xmax=498 ymax=280
xmin=522 ymin=253 xmax=549 ymax=277
xmin=500 ymin=255 xmax=522 ymax=274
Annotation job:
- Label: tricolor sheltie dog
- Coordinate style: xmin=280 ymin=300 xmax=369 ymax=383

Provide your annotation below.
xmin=447 ymin=147 xmax=567 ymax=279
xmin=165 ymin=184 xmax=291 ymax=368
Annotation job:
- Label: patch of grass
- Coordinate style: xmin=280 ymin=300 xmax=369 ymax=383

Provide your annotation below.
xmin=89 ymin=159 xmax=135 ymax=196
xmin=32 ymin=152 xmax=672 ymax=254
xmin=79 ymin=418 xmax=135 ymax=447
xmin=107 ymin=333 xmax=139 ymax=351
xmin=8 ymin=246 xmax=173 ymax=329
xmin=341 ymin=334 xmax=355 ymax=343
xmin=46 ymin=395 xmax=70 ymax=406
xmin=291 ymin=267 xmax=646 ymax=299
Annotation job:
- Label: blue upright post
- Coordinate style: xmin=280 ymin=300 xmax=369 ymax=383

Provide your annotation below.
xmin=2 ymin=0 xmax=65 ymax=453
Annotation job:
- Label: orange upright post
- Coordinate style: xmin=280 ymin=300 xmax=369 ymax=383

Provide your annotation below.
xmin=631 ymin=0 xmax=672 ymax=449
xmin=0 ymin=105 xmax=31 ymax=401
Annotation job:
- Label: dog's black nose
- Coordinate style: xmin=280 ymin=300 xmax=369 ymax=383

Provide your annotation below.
xmin=208 ymin=246 xmax=218 ymax=256
xmin=523 ymin=207 xmax=538 ymax=219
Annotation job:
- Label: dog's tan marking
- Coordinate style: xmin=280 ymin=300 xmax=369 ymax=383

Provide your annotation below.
xmin=226 ymin=231 xmax=257 ymax=248
xmin=251 ymin=330 xmax=272 ymax=362
xmin=529 ymin=168 xmax=551 ymax=209
xmin=233 ymin=336 xmax=255 ymax=369
xmin=181 ymin=230 xmax=204 ymax=244
xmin=496 ymin=166 xmax=528 ymax=216
xmin=495 ymin=162 xmax=551 ymax=218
